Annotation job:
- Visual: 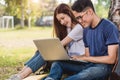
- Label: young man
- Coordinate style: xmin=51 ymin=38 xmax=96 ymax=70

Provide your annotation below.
xmin=44 ymin=0 xmax=119 ymax=80
xmin=71 ymin=0 xmax=119 ymax=65
xmin=71 ymin=0 xmax=119 ymax=79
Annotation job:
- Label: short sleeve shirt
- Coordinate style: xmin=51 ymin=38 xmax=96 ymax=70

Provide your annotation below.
xmin=67 ymin=24 xmax=85 ymax=56
xmin=83 ymin=19 xmax=119 ymax=56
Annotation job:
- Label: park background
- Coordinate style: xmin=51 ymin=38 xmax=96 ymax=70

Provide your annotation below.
xmin=0 ymin=0 xmax=120 ymax=80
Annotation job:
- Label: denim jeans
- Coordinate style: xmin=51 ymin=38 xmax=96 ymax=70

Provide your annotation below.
xmin=24 ymin=50 xmax=46 ymax=73
xmin=46 ymin=61 xmax=112 ymax=80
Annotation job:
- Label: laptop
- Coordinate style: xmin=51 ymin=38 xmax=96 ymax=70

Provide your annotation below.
xmin=33 ymin=38 xmax=88 ymax=63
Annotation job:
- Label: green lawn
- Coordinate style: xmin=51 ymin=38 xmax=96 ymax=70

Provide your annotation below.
xmin=0 ymin=26 xmax=53 ymax=80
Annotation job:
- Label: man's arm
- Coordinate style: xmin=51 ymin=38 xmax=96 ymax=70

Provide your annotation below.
xmin=72 ymin=44 xmax=119 ymax=64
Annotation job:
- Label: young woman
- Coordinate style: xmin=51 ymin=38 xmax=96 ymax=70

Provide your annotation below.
xmin=7 ymin=3 xmax=85 ymax=80
xmin=44 ymin=3 xmax=87 ymax=80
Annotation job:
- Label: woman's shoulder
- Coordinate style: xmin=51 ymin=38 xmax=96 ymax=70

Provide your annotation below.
xmin=75 ymin=23 xmax=83 ymax=28
xmin=73 ymin=24 xmax=83 ymax=30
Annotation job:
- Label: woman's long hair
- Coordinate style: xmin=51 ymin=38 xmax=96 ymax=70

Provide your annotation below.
xmin=53 ymin=3 xmax=79 ymax=40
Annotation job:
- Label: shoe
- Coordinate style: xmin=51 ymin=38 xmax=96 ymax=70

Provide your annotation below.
xmin=7 ymin=74 xmax=22 ymax=80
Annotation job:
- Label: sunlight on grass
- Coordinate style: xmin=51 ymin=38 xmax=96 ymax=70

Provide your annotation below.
xmin=0 ymin=46 xmax=35 ymax=67
xmin=0 ymin=26 xmax=53 ymax=79
xmin=0 ymin=26 xmax=53 ymax=39
xmin=0 ymin=26 xmax=53 ymax=66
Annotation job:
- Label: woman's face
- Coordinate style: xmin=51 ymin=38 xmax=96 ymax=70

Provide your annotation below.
xmin=56 ymin=13 xmax=72 ymax=27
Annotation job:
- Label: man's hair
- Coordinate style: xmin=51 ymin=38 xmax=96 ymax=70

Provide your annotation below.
xmin=71 ymin=0 xmax=95 ymax=12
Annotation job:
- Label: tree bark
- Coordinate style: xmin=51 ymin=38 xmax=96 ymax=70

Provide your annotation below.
xmin=108 ymin=0 xmax=120 ymax=30
xmin=108 ymin=0 xmax=120 ymax=77
xmin=20 ymin=0 xmax=24 ymax=28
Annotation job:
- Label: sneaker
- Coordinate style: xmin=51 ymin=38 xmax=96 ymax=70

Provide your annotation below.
xmin=7 ymin=74 xmax=22 ymax=80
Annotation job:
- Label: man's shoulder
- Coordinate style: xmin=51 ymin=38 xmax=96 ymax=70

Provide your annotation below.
xmin=101 ymin=18 xmax=116 ymax=27
xmin=100 ymin=18 xmax=118 ymax=31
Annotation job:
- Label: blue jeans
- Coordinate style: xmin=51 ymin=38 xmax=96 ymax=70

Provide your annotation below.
xmin=46 ymin=61 xmax=112 ymax=80
xmin=24 ymin=50 xmax=46 ymax=73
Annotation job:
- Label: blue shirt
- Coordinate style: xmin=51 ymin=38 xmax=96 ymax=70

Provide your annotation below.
xmin=83 ymin=19 xmax=119 ymax=56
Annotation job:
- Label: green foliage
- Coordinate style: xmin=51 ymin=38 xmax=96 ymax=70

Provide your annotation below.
xmin=5 ymin=0 xmax=56 ymax=18
xmin=5 ymin=0 xmax=19 ymax=16
xmin=94 ymin=0 xmax=110 ymax=18
xmin=0 ymin=4 xmax=5 ymax=16
xmin=95 ymin=4 xmax=109 ymax=18
xmin=4 ymin=0 xmax=57 ymax=26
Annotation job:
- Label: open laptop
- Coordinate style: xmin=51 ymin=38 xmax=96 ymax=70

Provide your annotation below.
xmin=33 ymin=38 xmax=88 ymax=63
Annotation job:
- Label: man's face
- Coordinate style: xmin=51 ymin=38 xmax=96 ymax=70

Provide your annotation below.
xmin=72 ymin=10 xmax=92 ymax=28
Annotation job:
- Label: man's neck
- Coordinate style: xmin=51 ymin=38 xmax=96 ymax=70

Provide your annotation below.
xmin=91 ymin=14 xmax=101 ymax=28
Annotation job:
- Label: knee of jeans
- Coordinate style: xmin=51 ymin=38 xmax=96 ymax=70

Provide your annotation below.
xmin=50 ymin=62 xmax=62 ymax=70
xmin=35 ymin=50 xmax=40 ymax=54
xmin=52 ymin=62 xmax=61 ymax=67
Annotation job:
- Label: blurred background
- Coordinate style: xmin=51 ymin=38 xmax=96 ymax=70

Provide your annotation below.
xmin=0 ymin=0 xmax=110 ymax=28
xmin=0 ymin=0 xmax=120 ymax=80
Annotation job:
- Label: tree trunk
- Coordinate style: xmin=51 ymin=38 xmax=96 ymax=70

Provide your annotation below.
xmin=20 ymin=0 xmax=24 ymax=28
xmin=108 ymin=0 xmax=120 ymax=77
xmin=108 ymin=0 xmax=120 ymax=30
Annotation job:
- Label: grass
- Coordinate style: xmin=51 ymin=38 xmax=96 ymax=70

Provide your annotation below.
xmin=0 ymin=47 xmax=35 ymax=67
xmin=0 ymin=26 xmax=52 ymax=80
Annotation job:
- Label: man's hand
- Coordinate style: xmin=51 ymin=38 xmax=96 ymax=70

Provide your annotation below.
xmin=71 ymin=55 xmax=86 ymax=61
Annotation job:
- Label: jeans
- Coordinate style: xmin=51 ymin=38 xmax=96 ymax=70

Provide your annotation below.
xmin=46 ymin=61 xmax=112 ymax=80
xmin=24 ymin=50 xmax=46 ymax=73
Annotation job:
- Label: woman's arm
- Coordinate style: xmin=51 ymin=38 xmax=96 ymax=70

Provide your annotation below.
xmin=61 ymin=24 xmax=83 ymax=46
xmin=61 ymin=36 xmax=72 ymax=46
